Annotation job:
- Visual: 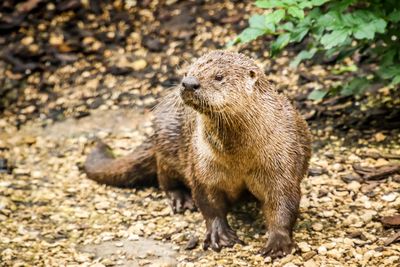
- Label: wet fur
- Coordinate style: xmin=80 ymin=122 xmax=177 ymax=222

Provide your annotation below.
xmin=84 ymin=51 xmax=312 ymax=258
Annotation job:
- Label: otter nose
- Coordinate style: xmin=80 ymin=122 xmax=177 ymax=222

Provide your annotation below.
xmin=182 ymin=76 xmax=200 ymax=91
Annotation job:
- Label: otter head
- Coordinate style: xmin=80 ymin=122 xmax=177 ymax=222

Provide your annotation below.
xmin=180 ymin=51 xmax=264 ymax=114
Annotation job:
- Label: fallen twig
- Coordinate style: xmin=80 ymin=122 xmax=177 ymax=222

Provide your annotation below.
xmin=353 ymin=164 xmax=400 ymax=180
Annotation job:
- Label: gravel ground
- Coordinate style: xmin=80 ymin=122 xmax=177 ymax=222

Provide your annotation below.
xmin=1 ymin=1 xmax=400 ymax=266
xmin=1 ymin=105 xmax=399 ymax=267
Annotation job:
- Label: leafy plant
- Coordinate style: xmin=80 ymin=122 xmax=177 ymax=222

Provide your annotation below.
xmin=230 ymin=0 xmax=400 ymax=99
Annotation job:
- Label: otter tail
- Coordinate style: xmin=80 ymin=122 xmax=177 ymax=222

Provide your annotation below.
xmin=84 ymin=138 xmax=157 ymax=187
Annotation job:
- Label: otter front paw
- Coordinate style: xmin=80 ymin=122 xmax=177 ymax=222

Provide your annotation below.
xmin=260 ymin=232 xmax=296 ymax=259
xmin=168 ymin=189 xmax=196 ymax=213
xmin=203 ymin=217 xmax=244 ymax=252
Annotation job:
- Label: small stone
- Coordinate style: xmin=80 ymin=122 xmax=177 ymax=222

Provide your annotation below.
xmin=322 ymin=210 xmax=334 ymax=217
xmin=374 ymin=132 xmax=386 ymax=142
xmin=31 ymin=170 xmax=42 ymax=179
xmin=332 ymin=163 xmax=344 ymax=172
xmin=360 ymin=211 xmax=376 ymax=223
xmin=49 ymin=34 xmax=64 ymax=46
xmin=128 ymin=234 xmax=139 ymax=241
xmin=283 ymin=263 xmax=298 ymax=267
xmin=381 ymin=193 xmax=398 ymax=202
xmin=347 ymin=181 xmax=361 ymax=192
xmin=132 ymin=59 xmax=147 ymax=71
xmin=312 ymin=222 xmax=323 ymax=231
xmin=95 ymin=201 xmax=110 ymax=210
xmin=22 ymin=135 xmax=36 ymax=145
xmin=298 ymin=242 xmax=311 ymax=252
xmin=348 ymin=154 xmax=360 ymax=162
xmin=302 ymin=251 xmax=317 ymax=261
xmin=74 ymin=253 xmax=91 ymax=263
xmin=327 ymin=248 xmax=343 ymax=259
xmin=0 ymin=140 xmax=7 ymax=149
xmin=115 ymin=242 xmax=123 ymax=247
xmin=21 ymin=36 xmax=34 ymax=46
xmin=304 ymin=259 xmax=318 ymax=267
xmin=318 ymin=246 xmax=327 ymax=255
xmin=343 ymin=214 xmax=361 ymax=227
xmin=129 ymin=222 xmax=144 ymax=235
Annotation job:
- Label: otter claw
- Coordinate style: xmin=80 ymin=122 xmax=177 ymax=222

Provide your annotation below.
xmin=203 ymin=217 xmax=244 ymax=252
xmin=260 ymin=232 xmax=297 ymax=259
xmin=168 ymin=190 xmax=196 ymax=213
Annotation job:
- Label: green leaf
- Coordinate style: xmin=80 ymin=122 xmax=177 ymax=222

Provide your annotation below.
xmin=288 ymin=6 xmax=305 ymax=19
xmin=340 ymin=78 xmax=369 ymax=96
xmin=317 ymin=11 xmax=341 ymax=30
xmin=378 ymin=66 xmax=400 ymax=79
xmin=388 ymin=10 xmax=400 ymax=22
xmin=290 ymin=27 xmax=309 ymax=42
xmin=354 ymin=24 xmax=376 ymax=40
xmin=249 ymin=15 xmax=267 ymax=29
xmin=236 ymin=28 xmax=266 ymax=43
xmin=290 ymin=48 xmax=317 ymax=68
xmin=392 ymin=75 xmax=400 ymax=85
xmin=265 ymin=10 xmax=285 ymax=24
xmin=320 ymin=29 xmax=349 ymax=49
xmin=271 ymin=33 xmax=291 ymax=56
xmin=280 ymin=22 xmax=294 ymax=31
xmin=308 ymin=89 xmax=328 ymax=100
xmin=370 ymin=19 xmax=387 ymax=33
xmin=255 ymin=0 xmax=285 ymax=8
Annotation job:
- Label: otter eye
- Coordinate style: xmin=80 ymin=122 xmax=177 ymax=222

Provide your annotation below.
xmin=215 ymin=74 xmax=223 ymax=81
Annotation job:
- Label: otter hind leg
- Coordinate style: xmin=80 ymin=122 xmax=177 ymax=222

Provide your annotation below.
xmin=157 ymin=161 xmax=195 ymax=213
xmin=167 ymin=188 xmax=196 ymax=213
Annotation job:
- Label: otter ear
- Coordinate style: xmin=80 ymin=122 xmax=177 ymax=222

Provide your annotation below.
xmin=245 ymin=70 xmax=258 ymax=94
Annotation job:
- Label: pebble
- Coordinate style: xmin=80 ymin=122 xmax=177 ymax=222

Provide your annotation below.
xmin=381 ymin=193 xmax=398 ymax=202
xmin=312 ymin=223 xmax=323 ymax=231
xmin=327 ymin=248 xmax=343 ymax=259
xmin=21 ymin=36 xmax=34 ymax=46
xmin=302 ymin=251 xmax=317 ymax=261
xmin=115 ymin=242 xmax=123 ymax=247
xmin=304 ymin=259 xmax=318 ymax=267
xmin=298 ymin=242 xmax=311 ymax=252
xmin=318 ymin=246 xmax=327 ymax=255
xmin=31 ymin=170 xmax=42 ymax=179
xmin=127 ymin=234 xmax=139 ymax=241
xmin=332 ymin=163 xmax=344 ymax=172
xmin=132 ymin=59 xmax=147 ymax=70
xmin=347 ymin=181 xmax=361 ymax=191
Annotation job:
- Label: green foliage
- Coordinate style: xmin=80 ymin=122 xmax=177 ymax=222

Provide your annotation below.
xmin=231 ymin=0 xmax=400 ymax=98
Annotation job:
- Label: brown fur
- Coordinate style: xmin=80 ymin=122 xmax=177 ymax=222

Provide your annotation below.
xmin=84 ymin=51 xmax=312 ymax=258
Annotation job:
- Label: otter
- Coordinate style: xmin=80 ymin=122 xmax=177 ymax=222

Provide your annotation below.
xmin=84 ymin=51 xmax=312 ymax=258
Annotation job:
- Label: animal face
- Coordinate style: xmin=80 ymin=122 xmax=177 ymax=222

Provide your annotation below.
xmin=180 ymin=51 xmax=261 ymax=114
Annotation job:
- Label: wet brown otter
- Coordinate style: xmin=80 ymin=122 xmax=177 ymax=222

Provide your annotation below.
xmin=84 ymin=50 xmax=312 ymax=258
